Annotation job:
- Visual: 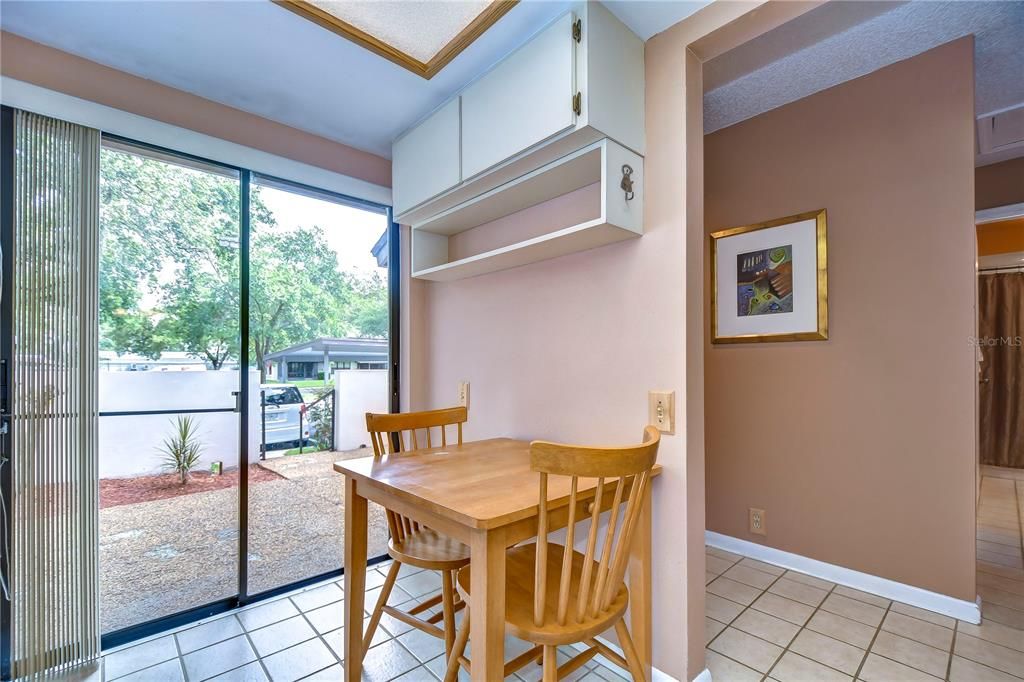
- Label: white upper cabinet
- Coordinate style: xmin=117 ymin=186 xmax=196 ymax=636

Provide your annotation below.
xmin=460 ymin=13 xmax=577 ymax=179
xmin=392 ymin=1 xmax=644 ymax=225
xmin=392 ymin=98 xmax=461 ymax=216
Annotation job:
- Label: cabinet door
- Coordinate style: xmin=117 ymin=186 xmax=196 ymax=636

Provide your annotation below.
xmin=393 ymin=98 xmax=461 ymax=215
xmin=461 ymin=12 xmax=576 ymax=180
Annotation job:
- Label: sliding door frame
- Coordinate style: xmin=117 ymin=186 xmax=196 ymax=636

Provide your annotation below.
xmin=0 ymin=105 xmax=16 ymax=682
xmin=0 ymin=125 xmax=398 ymax=663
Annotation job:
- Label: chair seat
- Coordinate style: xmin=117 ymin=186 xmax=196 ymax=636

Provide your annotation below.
xmin=456 ymin=543 xmax=629 ymax=645
xmin=389 ymin=528 xmax=471 ymax=570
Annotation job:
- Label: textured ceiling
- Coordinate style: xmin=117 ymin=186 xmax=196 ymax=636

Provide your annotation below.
xmin=602 ymin=0 xmax=712 ymax=41
xmin=307 ymin=0 xmax=491 ymax=63
xmin=0 ymin=0 xmax=572 ymax=158
xmin=704 ymin=0 xmax=1024 ymax=164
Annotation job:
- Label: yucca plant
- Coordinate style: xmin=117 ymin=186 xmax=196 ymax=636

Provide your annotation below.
xmin=159 ymin=416 xmax=203 ymax=485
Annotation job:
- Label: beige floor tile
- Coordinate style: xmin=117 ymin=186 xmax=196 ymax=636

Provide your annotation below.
xmin=832 ymin=585 xmax=890 ymax=609
xmin=979 ymin=571 xmax=1024 ymax=598
xmin=707 ymin=554 xmax=737 ymax=576
xmin=870 ymin=630 xmax=949 ymax=679
xmin=948 ymin=654 xmax=1023 ymax=681
xmin=820 ymin=593 xmax=886 ymax=627
xmin=706 ymin=617 xmax=727 ymax=644
xmin=738 ymin=557 xmax=785 ymax=576
xmin=979 ymin=561 xmax=1024 ymax=583
xmin=955 ymin=632 xmax=1024 ymax=678
xmin=732 ymin=608 xmax=800 ymax=648
xmin=977 ymin=527 xmax=1022 ymax=546
xmin=981 ymin=584 xmax=1024 ymax=611
xmin=857 ymin=653 xmax=943 ymax=681
xmin=723 ymin=563 xmax=778 ymax=590
xmin=706 ymin=593 xmax=744 ymax=623
xmin=769 ymin=651 xmax=851 ymax=682
xmin=789 ymin=629 xmax=865 ymax=675
xmin=806 ymin=610 xmax=877 ymax=650
xmin=979 ymin=540 xmax=1024 ymax=559
xmin=958 ymin=619 xmax=1024 ymax=653
xmin=768 ymin=577 xmax=829 ymax=607
xmin=707 ymin=627 xmax=783 ymax=674
xmin=704 ymin=650 xmax=761 ymax=682
xmin=984 ymin=601 xmax=1024 ymax=630
xmin=784 ymin=570 xmax=835 ymax=591
xmin=979 ymin=550 xmax=1024 ymax=569
xmin=705 ymin=571 xmax=718 ymax=585
xmin=707 ymin=546 xmax=743 ymax=563
xmin=882 ymin=611 xmax=954 ymax=650
xmin=707 ymin=576 xmax=762 ymax=606
xmin=751 ymin=592 xmax=815 ymax=626
xmin=889 ymin=602 xmax=957 ymax=629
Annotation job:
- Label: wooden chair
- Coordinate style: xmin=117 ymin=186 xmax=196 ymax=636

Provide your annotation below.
xmin=444 ymin=426 xmax=660 ymax=682
xmin=363 ymin=406 xmax=471 ymax=661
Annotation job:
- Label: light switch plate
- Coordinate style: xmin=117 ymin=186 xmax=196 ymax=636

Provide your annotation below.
xmin=648 ymin=390 xmax=675 ymax=434
xmin=458 ymin=381 xmax=470 ymax=408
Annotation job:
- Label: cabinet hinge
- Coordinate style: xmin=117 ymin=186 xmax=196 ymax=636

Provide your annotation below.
xmin=572 ymin=18 xmax=582 ymax=43
xmin=572 ymin=92 xmax=582 ymax=117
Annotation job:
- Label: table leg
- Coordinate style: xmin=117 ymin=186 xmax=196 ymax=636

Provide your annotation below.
xmin=628 ymin=485 xmax=652 ymax=679
xmin=469 ymin=527 xmax=506 ymax=681
xmin=344 ymin=476 xmax=368 ymax=682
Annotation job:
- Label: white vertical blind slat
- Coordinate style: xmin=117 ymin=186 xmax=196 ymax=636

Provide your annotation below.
xmin=12 ymin=109 xmax=100 ymax=679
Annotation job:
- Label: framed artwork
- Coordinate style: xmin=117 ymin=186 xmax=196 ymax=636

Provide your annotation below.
xmin=710 ymin=209 xmax=828 ymax=344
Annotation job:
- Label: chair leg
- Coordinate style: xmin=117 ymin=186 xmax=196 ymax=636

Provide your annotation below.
xmin=542 ymin=645 xmax=558 ymax=682
xmin=441 ymin=569 xmax=456 ymax=657
xmin=614 ymin=619 xmax=647 ymax=682
xmin=443 ymin=610 xmax=470 ymax=682
xmin=363 ymin=561 xmax=400 ymax=658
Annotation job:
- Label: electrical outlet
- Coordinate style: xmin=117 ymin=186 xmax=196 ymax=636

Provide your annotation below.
xmin=648 ymin=390 xmax=675 ymax=434
xmin=458 ymin=381 xmax=470 ymax=408
xmin=749 ymin=508 xmax=766 ymax=536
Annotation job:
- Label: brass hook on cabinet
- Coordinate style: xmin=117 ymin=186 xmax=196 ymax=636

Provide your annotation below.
xmin=621 ymin=164 xmax=634 ymax=201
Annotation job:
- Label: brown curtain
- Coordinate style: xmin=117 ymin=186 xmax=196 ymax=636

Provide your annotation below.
xmin=979 ymin=273 xmax=1024 ymax=468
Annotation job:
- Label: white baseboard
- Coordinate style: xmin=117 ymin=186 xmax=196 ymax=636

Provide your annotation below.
xmin=691 ymin=668 xmax=711 ymax=682
xmin=706 ymin=531 xmax=981 ymax=624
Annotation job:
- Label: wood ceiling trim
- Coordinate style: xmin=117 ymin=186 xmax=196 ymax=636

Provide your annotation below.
xmin=273 ymin=0 xmax=519 ymax=80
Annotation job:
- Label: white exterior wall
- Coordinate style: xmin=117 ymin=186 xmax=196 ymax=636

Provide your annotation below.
xmin=333 ymin=369 xmax=388 ymax=451
xmin=98 ymin=370 xmax=260 ymax=478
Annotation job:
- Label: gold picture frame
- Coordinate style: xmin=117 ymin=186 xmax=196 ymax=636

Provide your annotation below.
xmin=710 ymin=209 xmax=828 ymax=344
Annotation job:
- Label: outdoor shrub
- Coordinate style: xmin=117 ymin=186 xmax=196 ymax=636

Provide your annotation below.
xmin=159 ymin=416 xmax=203 ymax=484
xmin=306 ymin=388 xmax=333 ymax=451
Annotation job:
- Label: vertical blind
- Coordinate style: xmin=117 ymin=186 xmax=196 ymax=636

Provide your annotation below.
xmin=11 ymin=110 xmax=100 ymax=677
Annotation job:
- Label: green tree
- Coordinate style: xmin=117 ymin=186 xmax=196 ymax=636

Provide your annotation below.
xmin=99 ymin=147 xmax=388 ymax=377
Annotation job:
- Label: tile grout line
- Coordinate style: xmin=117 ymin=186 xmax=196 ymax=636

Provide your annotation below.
xmin=762 ymin=579 xmax=841 ymax=681
xmin=173 ymin=629 xmax=190 ymax=682
xmin=851 ymin=599 xmax=891 ymax=681
xmin=238 ymin=619 xmax=274 ymax=682
xmin=945 ymin=619 xmax=957 ymax=681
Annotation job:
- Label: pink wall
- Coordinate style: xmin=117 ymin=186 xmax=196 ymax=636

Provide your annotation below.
xmin=704 ymin=38 xmax=977 ymax=600
xmin=0 ymin=31 xmax=391 ymax=187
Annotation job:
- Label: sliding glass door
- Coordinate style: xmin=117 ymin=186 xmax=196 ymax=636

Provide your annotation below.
xmin=97 ymin=141 xmax=243 ymax=634
xmin=246 ymin=177 xmax=392 ymax=596
xmin=89 ymin=137 xmax=395 ymax=645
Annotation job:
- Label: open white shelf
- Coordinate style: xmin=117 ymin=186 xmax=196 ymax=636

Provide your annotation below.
xmin=411 ymin=138 xmax=643 ymax=282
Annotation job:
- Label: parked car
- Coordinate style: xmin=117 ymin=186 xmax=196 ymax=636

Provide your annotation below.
xmin=260 ymin=384 xmax=310 ymax=450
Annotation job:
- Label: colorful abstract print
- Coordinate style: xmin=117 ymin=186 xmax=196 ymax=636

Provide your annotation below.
xmin=736 ymin=245 xmax=794 ymax=317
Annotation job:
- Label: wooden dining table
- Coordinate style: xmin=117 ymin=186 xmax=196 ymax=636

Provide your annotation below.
xmin=335 ymin=437 xmax=660 ymax=681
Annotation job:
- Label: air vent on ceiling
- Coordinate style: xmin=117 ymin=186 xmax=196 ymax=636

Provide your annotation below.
xmin=978 ymin=104 xmax=1024 ymax=155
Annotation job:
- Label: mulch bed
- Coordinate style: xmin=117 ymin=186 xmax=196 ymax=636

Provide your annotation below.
xmin=100 ymin=464 xmax=285 ymax=509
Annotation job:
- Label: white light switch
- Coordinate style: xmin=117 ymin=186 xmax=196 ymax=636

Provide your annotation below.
xmin=648 ymin=390 xmax=675 ymax=434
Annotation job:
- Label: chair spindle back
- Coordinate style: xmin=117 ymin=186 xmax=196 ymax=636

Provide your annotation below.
xmin=365 ymin=407 xmax=468 ymax=543
xmin=530 ymin=426 xmax=660 ymax=627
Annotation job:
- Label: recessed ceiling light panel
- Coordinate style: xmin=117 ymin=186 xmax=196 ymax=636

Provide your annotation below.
xmin=275 ymin=0 xmax=518 ymax=79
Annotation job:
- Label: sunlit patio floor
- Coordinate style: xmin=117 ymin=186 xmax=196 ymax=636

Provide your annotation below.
xmin=100 ymin=448 xmax=390 ymax=633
